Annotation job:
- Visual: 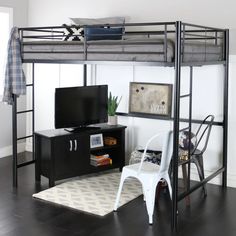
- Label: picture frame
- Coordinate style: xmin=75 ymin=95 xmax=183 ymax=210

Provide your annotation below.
xmin=129 ymin=82 xmax=173 ymax=117
xmin=90 ymin=133 xmax=104 ymax=148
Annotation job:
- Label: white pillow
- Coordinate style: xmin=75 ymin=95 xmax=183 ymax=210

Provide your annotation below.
xmin=70 ymin=17 xmax=125 ymax=26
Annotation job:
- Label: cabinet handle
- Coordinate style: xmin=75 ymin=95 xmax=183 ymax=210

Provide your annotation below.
xmin=74 ymin=139 xmax=77 ymax=151
xmin=69 ymin=140 xmax=73 ymax=151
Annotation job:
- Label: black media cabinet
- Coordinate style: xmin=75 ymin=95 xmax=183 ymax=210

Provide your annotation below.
xmin=34 ymin=124 xmax=126 ymax=187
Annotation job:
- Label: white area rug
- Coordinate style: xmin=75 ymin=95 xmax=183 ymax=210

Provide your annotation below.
xmin=33 ymin=172 xmax=142 ymax=216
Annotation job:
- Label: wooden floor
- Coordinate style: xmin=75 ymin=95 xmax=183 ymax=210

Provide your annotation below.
xmin=0 ymin=153 xmax=236 ymax=236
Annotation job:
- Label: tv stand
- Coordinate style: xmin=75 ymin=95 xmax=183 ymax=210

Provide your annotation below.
xmin=65 ymin=126 xmax=101 ymax=133
xmin=35 ymin=124 xmax=126 ymax=187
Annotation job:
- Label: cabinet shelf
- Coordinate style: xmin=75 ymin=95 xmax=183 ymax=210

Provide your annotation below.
xmin=90 ymin=144 xmax=120 ymax=152
xmin=90 ymin=163 xmax=120 ymax=170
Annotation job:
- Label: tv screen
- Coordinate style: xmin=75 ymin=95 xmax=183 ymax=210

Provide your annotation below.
xmin=55 ymin=85 xmax=108 ymax=129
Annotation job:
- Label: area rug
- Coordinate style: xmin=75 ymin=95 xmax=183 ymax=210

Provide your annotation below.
xmin=33 ymin=172 xmax=142 ymax=216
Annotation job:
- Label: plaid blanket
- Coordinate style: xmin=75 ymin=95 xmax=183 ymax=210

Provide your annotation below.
xmin=2 ymin=27 xmax=26 ymax=105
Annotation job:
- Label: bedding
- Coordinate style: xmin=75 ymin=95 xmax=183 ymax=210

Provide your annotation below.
xmin=70 ymin=17 xmax=125 ymax=41
xmin=22 ymin=38 xmax=222 ymax=63
xmin=182 ymin=42 xmax=223 ymax=62
xmin=84 ymin=27 xmax=123 ymax=41
xmin=70 ymin=17 xmax=125 ymax=26
xmin=22 ymin=38 xmax=174 ymax=62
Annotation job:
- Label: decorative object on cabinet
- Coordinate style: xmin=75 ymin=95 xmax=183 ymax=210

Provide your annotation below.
xmin=90 ymin=133 xmax=104 ymax=148
xmin=108 ymin=92 xmax=122 ymax=125
xmin=104 ymin=136 xmax=117 ymax=146
xmin=129 ymin=82 xmax=172 ymax=117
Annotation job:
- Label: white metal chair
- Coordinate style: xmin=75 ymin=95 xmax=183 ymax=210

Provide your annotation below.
xmin=113 ymin=130 xmax=173 ymax=224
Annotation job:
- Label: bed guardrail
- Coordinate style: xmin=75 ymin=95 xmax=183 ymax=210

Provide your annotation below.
xmin=18 ymin=21 xmax=227 ymax=64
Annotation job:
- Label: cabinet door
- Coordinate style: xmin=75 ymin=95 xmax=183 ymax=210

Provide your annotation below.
xmin=53 ymin=133 xmax=90 ymax=179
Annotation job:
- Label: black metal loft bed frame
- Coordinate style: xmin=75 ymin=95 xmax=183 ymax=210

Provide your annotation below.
xmin=11 ymin=21 xmax=229 ymax=231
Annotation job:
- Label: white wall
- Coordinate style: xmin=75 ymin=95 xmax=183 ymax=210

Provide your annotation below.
xmin=0 ymin=0 xmax=28 ymax=157
xmin=27 ymin=0 xmax=236 ymax=186
xmin=28 ymin=0 xmax=236 ymax=53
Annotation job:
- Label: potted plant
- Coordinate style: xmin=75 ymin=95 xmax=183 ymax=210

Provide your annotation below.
xmin=108 ymin=92 xmax=121 ymax=125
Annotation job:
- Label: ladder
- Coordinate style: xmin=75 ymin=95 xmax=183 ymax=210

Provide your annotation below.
xmin=171 ymin=21 xmax=193 ymax=230
xmin=12 ymin=64 xmax=35 ymax=187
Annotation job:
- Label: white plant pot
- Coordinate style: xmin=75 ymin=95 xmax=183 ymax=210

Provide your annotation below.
xmin=108 ymin=115 xmax=118 ymax=125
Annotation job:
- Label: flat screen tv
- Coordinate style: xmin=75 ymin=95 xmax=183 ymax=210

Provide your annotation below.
xmin=55 ymin=85 xmax=108 ymax=131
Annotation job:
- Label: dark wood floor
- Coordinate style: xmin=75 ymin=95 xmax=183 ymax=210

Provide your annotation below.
xmin=0 ymin=153 xmax=236 ymax=236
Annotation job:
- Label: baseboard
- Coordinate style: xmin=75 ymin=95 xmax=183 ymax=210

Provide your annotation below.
xmin=0 ymin=143 xmax=26 ymax=158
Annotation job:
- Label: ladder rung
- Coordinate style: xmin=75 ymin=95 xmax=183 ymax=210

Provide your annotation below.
xmin=17 ymin=135 xmax=33 ymax=141
xmin=17 ymin=109 xmax=33 ymax=114
xmin=17 ymin=160 xmax=35 ymax=168
xmin=26 ymin=84 xmax=33 ymax=87
xmin=180 ymin=93 xmax=191 ymax=98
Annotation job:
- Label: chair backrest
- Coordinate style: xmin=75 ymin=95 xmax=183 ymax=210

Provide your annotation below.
xmin=159 ymin=131 xmax=173 ymax=173
xmin=193 ymin=115 xmax=214 ymax=154
xmin=137 ymin=130 xmax=173 ymax=174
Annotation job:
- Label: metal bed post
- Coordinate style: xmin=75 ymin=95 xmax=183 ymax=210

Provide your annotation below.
xmin=83 ymin=64 xmax=87 ymax=86
xmin=32 ymin=63 xmax=35 ymax=161
xmin=222 ymin=29 xmax=229 ymax=187
xmin=172 ymin=21 xmax=182 ymax=231
xmin=12 ymin=94 xmax=18 ymax=187
xmin=187 ymin=66 xmax=193 ymax=196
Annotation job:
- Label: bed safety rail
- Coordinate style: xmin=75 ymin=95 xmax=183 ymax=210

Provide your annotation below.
xmin=18 ymin=22 xmax=227 ymax=65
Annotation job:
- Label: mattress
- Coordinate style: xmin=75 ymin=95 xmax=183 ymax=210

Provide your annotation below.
xmin=182 ymin=42 xmax=223 ymax=62
xmin=22 ymin=38 xmax=223 ymax=63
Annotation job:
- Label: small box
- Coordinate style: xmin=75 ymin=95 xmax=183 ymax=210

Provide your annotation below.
xmin=104 ymin=137 xmax=117 ymax=145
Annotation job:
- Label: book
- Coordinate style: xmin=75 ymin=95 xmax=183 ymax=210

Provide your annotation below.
xmin=90 ymin=158 xmax=112 ymax=166
xmin=90 ymin=154 xmax=112 ymax=166
xmin=90 ymin=154 xmax=109 ymax=161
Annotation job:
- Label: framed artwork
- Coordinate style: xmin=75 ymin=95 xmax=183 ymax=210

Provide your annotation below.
xmin=90 ymin=134 xmax=104 ymax=148
xmin=129 ymin=82 xmax=172 ymax=117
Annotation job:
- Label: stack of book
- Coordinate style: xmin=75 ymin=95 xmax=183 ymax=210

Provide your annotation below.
xmin=90 ymin=154 xmax=112 ymax=167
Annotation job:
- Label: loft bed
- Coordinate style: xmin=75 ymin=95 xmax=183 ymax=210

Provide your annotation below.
xmin=11 ymin=21 xmax=229 ymax=231
xmin=20 ymin=22 xmax=224 ymax=65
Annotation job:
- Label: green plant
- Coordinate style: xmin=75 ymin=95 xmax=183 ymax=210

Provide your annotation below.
xmin=108 ymin=92 xmax=121 ymax=116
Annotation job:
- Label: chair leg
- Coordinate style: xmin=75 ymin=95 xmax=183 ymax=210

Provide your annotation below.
xmin=113 ymin=173 xmax=126 ymax=211
xmin=155 ymin=182 xmax=162 ymax=200
xmin=164 ymin=176 xmax=172 ymax=199
xmin=182 ymin=164 xmax=190 ymax=206
xmin=192 ymin=155 xmax=207 ymax=196
xmin=143 ymin=181 xmax=159 ymax=225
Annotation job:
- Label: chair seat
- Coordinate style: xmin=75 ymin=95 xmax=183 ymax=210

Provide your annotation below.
xmin=124 ymin=162 xmax=160 ymax=174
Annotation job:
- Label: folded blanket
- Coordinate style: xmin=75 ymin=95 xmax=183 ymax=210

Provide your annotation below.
xmin=2 ymin=27 xmax=26 ymax=105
